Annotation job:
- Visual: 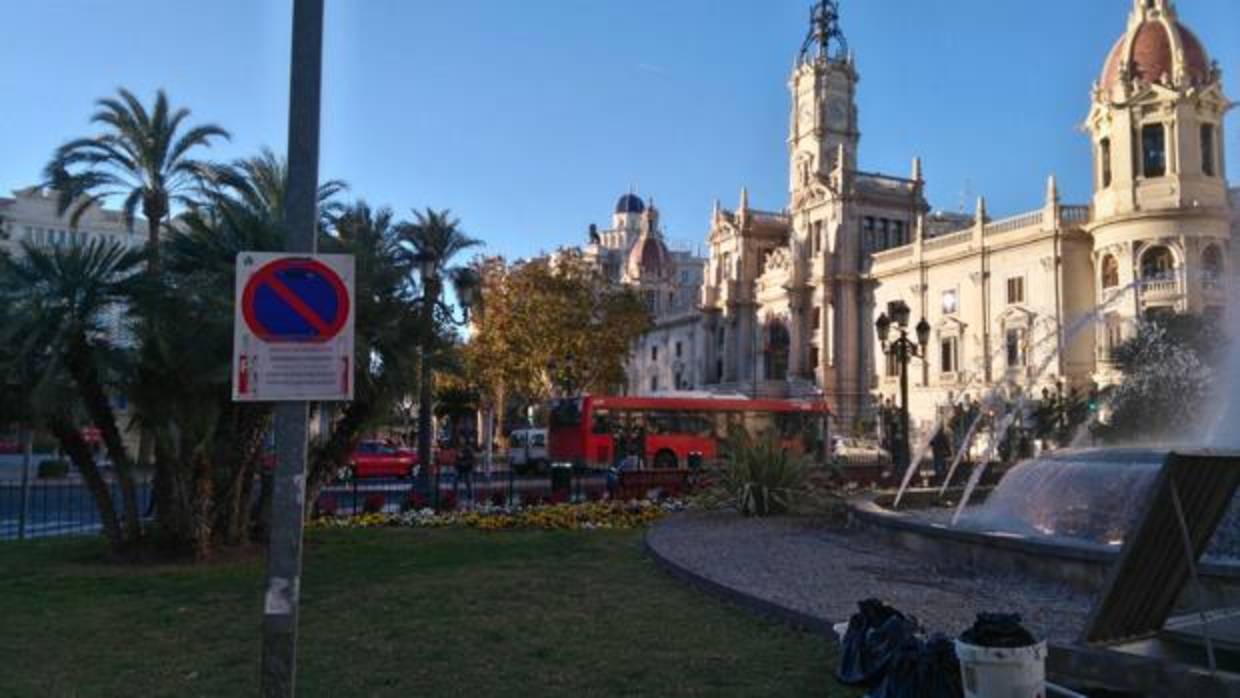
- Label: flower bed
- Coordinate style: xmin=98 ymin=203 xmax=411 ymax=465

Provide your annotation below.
xmin=310 ymin=499 xmax=688 ymax=532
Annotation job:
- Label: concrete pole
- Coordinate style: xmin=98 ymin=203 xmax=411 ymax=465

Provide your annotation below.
xmin=260 ymin=0 xmax=322 ymax=695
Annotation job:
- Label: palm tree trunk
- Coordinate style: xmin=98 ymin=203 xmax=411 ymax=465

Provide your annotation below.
xmin=416 ymin=281 xmax=440 ymax=479
xmin=214 ymin=405 xmax=270 ymax=545
xmin=65 ymin=333 xmax=141 ymax=544
xmin=191 ymin=448 xmax=214 ymax=561
xmin=140 ymin=201 xmax=177 ymax=543
xmin=48 ymin=415 xmax=124 ymax=554
xmin=144 ymin=199 xmax=164 ymax=272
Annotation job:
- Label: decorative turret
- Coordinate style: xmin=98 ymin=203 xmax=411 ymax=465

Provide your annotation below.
xmin=1087 ymin=0 xmax=1228 ymax=219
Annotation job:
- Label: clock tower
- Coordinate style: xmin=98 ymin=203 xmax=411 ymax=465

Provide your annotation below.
xmin=788 ymin=0 xmax=858 ymax=198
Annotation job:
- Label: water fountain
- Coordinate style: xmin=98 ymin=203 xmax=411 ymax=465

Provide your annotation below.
xmin=851 ymin=271 xmax=1240 ymax=693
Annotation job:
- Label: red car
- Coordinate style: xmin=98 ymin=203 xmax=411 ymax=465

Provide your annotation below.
xmin=343 ymin=440 xmax=419 ymax=480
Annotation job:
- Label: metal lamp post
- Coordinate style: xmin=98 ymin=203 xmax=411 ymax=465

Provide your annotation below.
xmin=875 ymin=300 xmax=930 ymax=470
xmin=413 ymin=260 xmax=478 ymax=507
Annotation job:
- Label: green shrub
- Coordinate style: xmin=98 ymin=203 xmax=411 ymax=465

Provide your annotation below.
xmin=37 ymin=459 xmax=71 ymax=479
xmin=695 ymin=431 xmax=806 ymax=516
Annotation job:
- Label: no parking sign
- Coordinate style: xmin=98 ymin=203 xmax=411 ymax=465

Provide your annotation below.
xmin=232 ymin=252 xmax=355 ymax=401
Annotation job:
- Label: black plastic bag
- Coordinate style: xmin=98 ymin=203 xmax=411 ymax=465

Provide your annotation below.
xmin=959 ymin=612 xmax=1037 ymax=648
xmin=835 ymin=599 xmax=921 ymax=688
xmin=870 ymin=634 xmax=963 ymax=698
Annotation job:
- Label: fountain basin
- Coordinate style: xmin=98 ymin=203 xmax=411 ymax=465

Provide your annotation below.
xmin=850 ymin=493 xmax=1240 ymax=605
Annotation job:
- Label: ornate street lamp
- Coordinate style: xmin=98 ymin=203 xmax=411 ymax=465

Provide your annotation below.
xmin=876 ymin=300 xmax=929 ymax=470
xmin=413 ymin=259 xmax=479 ymax=506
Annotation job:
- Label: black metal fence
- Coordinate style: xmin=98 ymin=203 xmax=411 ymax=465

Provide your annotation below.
xmin=316 ymin=468 xmax=621 ymax=516
xmin=0 ymin=467 xmax=655 ymax=541
xmin=0 ymin=475 xmax=154 ymax=541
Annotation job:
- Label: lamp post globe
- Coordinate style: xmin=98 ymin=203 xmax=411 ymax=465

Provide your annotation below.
xmin=875 ymin=302 xmax=930 ymax=473
xmin=875 ymin=312 xmax=891 ymax=344
xmin=916 ymin=318 xmax=931 ymax=347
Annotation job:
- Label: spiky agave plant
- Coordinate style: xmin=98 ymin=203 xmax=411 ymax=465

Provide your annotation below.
xmin=709 ymin=430 xmax=812 ymax=516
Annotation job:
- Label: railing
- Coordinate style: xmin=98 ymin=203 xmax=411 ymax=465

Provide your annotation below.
xmin=316 ymin=469 xmax=621 ymax=516
xmin=747 ymin=209 xmax=790 ymax=225
xmin=871 ymin=244 xmax=914 ymax=264
xmin=853 ymin=170 xmax=917 ymax=185
xmin=1140 ymin=277 xmax=1179 ymax=296
xmin=1 ymin=472 xmax=154 ymax=541
xmin=1060 ymin=205 xmax=1091 ymax=224
xmin=984 ymin=210 xmax=1043 ymax=237
xmin=922 ymin=230 xmax=973 ymax=252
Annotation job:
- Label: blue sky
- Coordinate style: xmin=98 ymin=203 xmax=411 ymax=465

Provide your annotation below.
xmin=1 ymin=1 xmax=1236 ymax=260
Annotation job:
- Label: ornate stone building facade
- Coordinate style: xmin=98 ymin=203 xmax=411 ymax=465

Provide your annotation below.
xmin=694 ymin=0 xmax=1232 ymax=435
xmin=565 ymin=193 xmax=707 ymax=394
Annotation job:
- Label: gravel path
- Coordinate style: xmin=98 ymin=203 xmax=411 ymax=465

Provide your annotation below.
xmin=647 ymin=512 xmax=1095 ymax=643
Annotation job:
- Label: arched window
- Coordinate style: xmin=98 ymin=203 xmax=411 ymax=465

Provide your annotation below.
xmin=1099 ymin=138 xmax=1113 ymax=188
xmin=1101 ymin=254 xmax=1119 ymax=289
xmin=1140 ymin=245 xmax=1175 ymax=281
xmin=1142 ymin=124 xmax=1166 ymax=178
xmin=1203 ymin=245 xmax=1223 ymax=280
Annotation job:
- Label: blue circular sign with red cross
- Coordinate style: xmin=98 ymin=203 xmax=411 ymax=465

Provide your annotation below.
xmin=241 ymin=258 xmax=350 ymax=343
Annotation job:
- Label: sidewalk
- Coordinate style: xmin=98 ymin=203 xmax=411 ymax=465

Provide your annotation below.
xmin=646 ymin=512 xmax=1093 ymax=643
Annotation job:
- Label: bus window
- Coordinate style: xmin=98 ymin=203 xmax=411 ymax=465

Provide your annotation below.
xmin=592 ymin=409 xmax=613 ymax=435
xmin=647 ymin=411 xmax=676 ymax=435
xmin=775 ymin=413 xmax=804 ymax=439
xmin=744 ymin=410 xmax=776 ymax=438
xmin=510 ymin=432 xmax=526 ymax=447
xmin=679 ymin=412 xmax=712 ymax=437
xmin=550 ymin=398 xmax=581 ymax=426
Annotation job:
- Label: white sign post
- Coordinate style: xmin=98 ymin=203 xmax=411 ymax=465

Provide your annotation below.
xmin=233 ymin=252 xmax=355 ymax=402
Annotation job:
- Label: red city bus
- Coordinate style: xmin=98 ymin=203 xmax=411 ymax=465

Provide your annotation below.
xmin=547 ymin=394 xmax=830 ymax=470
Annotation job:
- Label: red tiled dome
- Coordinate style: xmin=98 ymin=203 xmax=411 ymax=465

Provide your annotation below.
xmin=1101 ymin=21 xmax=1211 ymax=90
xmin=627 ymin=233 xmax=673 ymax=279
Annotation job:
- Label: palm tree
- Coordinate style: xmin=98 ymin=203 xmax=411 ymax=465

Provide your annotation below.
xmin=306 ymin=202 xmax=423 ymax=500
xmin=398 ymin=209 xmax=482 ymax=475
xmin=0 ymin=239 xmax=146 ymax=549
xmin=44 ymin=88 xmax=229 ymax=269
xmin=209 ymin=147 xmax=347 ymax=231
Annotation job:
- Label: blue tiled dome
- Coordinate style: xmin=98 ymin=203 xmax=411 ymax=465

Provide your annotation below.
xmin=615 ymin=193 xmax=645 ymax=215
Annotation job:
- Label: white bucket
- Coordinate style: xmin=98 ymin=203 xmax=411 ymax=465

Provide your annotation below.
xmin=954 ymin=640 xmax=1047 ymax=698
xmin=832 ymin=621 xmax=850 ymax=642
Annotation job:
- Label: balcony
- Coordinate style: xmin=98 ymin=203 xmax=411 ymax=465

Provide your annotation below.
xmin=1138 ymin=274 xmax=1181 ymax=303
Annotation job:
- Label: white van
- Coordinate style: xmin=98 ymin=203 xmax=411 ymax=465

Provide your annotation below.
xmin=508 ymin=428 xmax=549 ymax=474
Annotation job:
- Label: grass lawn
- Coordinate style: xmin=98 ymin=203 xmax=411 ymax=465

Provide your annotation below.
xmin=0 ymin=526 xmax=860 ymax=697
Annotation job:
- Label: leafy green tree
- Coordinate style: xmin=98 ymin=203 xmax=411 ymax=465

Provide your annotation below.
xmin=466 ymin=251 xmax=652 ymax=435
xmin=44 ymin=88 xmax=229 ymax=269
